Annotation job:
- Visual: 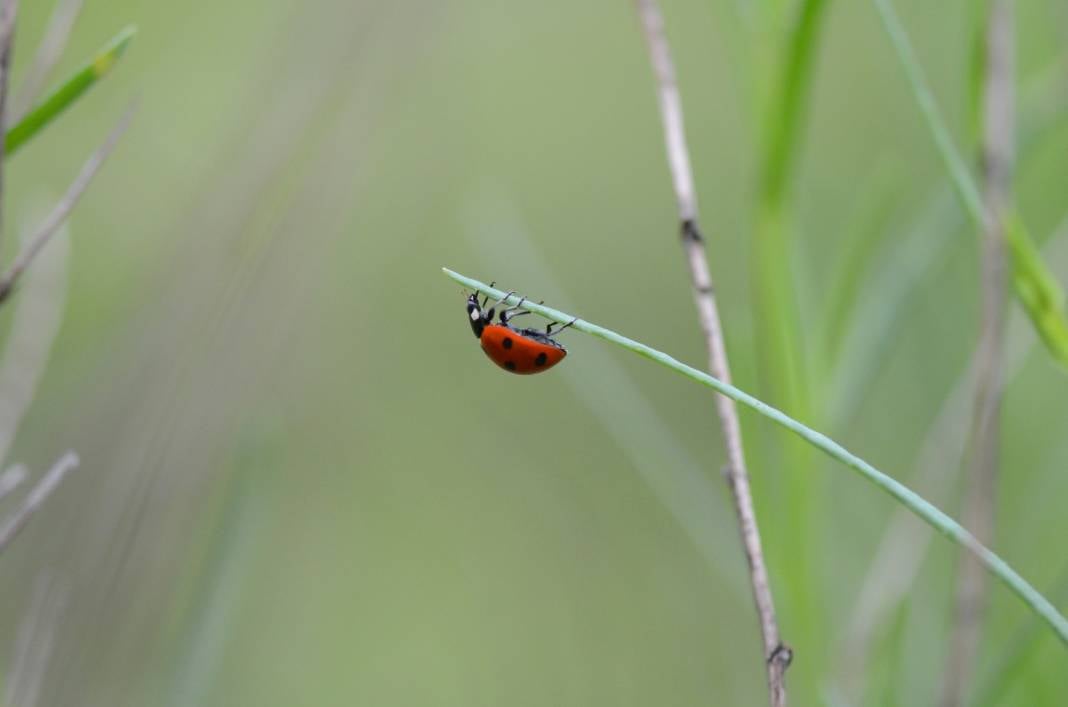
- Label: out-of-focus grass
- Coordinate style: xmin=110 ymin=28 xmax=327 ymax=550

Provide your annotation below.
xmin=0 ymin=0 xmax=1065 ymax=706
xmin=875 ymin=0 xmax=1068 ymax=369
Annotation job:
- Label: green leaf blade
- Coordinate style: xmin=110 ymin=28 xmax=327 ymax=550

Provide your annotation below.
xmin=1006 ymin=213 xmax=1068 ymax=365
xmin=6 ymin=24 xmax=137 ymax=158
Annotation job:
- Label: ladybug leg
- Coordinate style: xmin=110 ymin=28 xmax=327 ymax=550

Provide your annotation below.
xmin=488 ymin=290 xmax=517 ymax=310
xmin=501 ymin=309 xmax=532 ymax=324
xmin=504 ymin=296 xmax=528 ymax=311
xmin=478 ymin=282 xmax=497 ymax=309
xmin=499 ymin=296 xmax=531 ymax=324
xmin=485 ymin=290 xmax=517 ymax=322
xmin=500 ymin=298 xmax=548 ymax=324
xmin=546 ymin=318 xmax=578 ymax=336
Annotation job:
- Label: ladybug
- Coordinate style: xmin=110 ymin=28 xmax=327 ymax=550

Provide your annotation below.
xmin=466 ymin=288 xmax=576 ymax=374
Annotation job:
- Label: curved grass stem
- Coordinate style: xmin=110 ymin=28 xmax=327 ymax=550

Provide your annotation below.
xmin=442 ymin=267 xmax=1068 ymax=650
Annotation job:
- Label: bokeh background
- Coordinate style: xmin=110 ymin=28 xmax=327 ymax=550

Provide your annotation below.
xmin=0 ymin=0 xmax=1066 ymax=704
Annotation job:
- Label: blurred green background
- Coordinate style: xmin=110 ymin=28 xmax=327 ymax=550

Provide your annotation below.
xmin=0 ymin=0 xmax=1066 ymax=704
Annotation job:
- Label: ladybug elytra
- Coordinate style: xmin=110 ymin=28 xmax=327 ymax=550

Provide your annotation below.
xmin=466 ymin=289 xmax=575 ymax=374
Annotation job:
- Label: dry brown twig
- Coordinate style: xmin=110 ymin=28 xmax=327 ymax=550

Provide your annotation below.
xmin=633 ymin=1 xmax=790 ymax=704
xmin=941 ymin=1 xmax=1014 ymax=704
xmin=0 ymin=100 xmax=136 ymax=304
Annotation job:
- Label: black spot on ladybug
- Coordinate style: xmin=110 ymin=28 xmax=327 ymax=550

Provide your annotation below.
xmin=505 ymin=361 xmax=516 ymax=371
xmin=502 ymin=337 xmax=513 ymax=349
xmin=535 ymin=352 xmax=548 ymax=366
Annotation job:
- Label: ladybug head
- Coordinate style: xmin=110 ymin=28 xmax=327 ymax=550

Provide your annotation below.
xmin=466 ymin=292 xmax=488 ymax=338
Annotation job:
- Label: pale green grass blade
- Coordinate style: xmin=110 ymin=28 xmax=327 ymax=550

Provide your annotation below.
xmin=6 ymin=25 xmax=136 ymax=158
xmin=442 ymin=267 xmax=1068 ymax=649
xmin=872 ymin=0 xmax=984 ymax=219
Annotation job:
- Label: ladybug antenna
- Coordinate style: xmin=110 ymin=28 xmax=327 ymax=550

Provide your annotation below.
xmin=484 ymin=289 xmax=516 ymax=323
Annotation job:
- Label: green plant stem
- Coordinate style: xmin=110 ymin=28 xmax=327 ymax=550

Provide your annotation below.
xmin=5 ymin=24 xmax=136 ymax=158
xmin=752 ymin=0 xmax=831 ymax=409
xmin=442 ymin=267 xmax=1068 ymax=649
xmin=752 ymin=0 xmax=831 ymax=673
xmin=752 ymin=0 xmax=831 ymax=411
xmin=760 ymin=0 xmax=830 ymax=208
xmin=874 ymin=0 xmax=1068 ymax=368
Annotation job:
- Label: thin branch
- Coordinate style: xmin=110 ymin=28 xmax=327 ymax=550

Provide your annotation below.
xmin=0 ymin=451 xmax=78 ymax=554
xmin=633 ymin=0 xmax=697 ymax=223
xmin=444 ymin=269 xmax=1068 ymax=649
xmin=0 ymin=101 xmax=135 ymax=304
xmin=634 ymin=3 xmax=789 ymax=705
xmin=942 ymin=2 xmax=1014 ymax=705
xmin=0 ymin=0 xmax=18 ymax=254
xmin=10 ymin=0 xmax=84 ymax=123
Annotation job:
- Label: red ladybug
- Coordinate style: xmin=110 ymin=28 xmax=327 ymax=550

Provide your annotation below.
xmin=466 ymin=289 xmax=575 ymax=374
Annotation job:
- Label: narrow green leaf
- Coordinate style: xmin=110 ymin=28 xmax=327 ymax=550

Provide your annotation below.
xmin=442 ymin=267 xmax=1068 ymax=649
xmin=751 ymin=4 xmax=833 ymax=670
xmin=6 ymin=24 xmax=137 ymax=158
xmin=759 ymin=0 xmax=830 ymax=208
xmin=1005 ymin=211 xmax=1068 ymax=365
xmin=874 ymin=0 xmax=1068 ymax=369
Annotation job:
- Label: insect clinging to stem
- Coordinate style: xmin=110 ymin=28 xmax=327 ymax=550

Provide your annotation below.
xmin=465 ymin=286 xmax=576 ymax=374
